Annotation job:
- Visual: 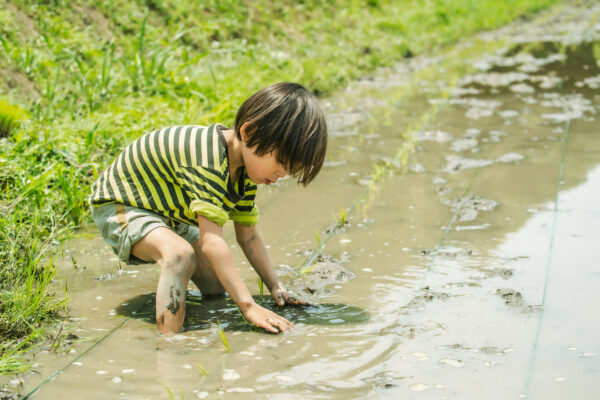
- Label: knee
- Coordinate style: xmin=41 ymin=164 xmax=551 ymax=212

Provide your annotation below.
xmin=162 ymin=245 xmax=196 ymax=279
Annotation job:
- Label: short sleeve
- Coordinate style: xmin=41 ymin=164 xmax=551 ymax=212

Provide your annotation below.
xmin=229 ymin=178 xmax=259 ymax=226
xmin=178 ymin=166 xmax=229 ymax=226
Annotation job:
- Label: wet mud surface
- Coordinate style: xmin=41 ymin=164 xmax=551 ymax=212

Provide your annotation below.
xmin=3 ymin=2 xmax=600 ymax=399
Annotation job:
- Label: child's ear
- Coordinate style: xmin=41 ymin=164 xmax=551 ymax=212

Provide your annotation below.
xmin=240 ymin=122 xmax=256 ymax=143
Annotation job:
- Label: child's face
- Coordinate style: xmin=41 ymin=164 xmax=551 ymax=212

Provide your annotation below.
xmin=241 ymin=144 xmax=288 ymax=185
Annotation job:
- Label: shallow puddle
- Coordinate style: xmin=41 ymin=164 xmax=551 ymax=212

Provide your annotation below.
xmin=5 ymin=2 xmax=600 ymax=399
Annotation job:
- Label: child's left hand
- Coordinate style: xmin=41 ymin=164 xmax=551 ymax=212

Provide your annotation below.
xmin=271 ymin=283 xmax=309 ymax=306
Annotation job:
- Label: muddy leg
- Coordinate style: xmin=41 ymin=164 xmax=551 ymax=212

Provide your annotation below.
xmin=131 ymin=227 xmax=196 ymax=334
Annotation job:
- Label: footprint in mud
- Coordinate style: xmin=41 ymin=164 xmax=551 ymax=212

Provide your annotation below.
xmin=494 ymin=288 xmax=542 ymax=313
xmin=401 ymin=286 xmax=451 ymax=313
xmin=442 ymin=195 xmax=498 ymax=222
xmin=483 ymin=268 xmax=514 ymax=280
xmin=495 ymin=288 xmax=522 ymax=306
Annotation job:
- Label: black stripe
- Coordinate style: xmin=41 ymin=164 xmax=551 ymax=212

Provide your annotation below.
xmin=151 ymin=129 xmax=180 ymax=204
xmin=179 ymin=175 xmax=222 ymax=201
xmin=233 ymin=205 xmax=254 ymax=212
xmin=206 ymin=125 xmax=214 ymax=167
xmin=194 ymin=127 xmax=205 ymax=165
xmin=180 ymin=167 xmax=227 ymax=198
xmin=172 ymin=126 xmax=184 ymax=166
xmin=104 ymin=167 xmax=117 ymax=203
xmin=121 ymin=139 xmax=155 ymax=209
xmin=114 ymin=156 xmax=135 ymax=205
xmin=183 ymin=126 xmax=193 ymax=166
xmin=130 ymin=136 xmax=159 ymax=210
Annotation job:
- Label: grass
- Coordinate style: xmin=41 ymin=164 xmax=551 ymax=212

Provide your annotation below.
xmin=0 ymin=100 xmax=24 ymax=138
xmin=0 ymin=0 xmax=563 ymax=374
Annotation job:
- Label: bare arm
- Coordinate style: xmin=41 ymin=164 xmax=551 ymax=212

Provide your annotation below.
xmin=198 ymin=216 xmax=292 ymax=333
xmin=234 ymin=223 xmax=307 ymax=306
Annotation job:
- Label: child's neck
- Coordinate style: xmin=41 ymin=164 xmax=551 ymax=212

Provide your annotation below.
xmin=222 ymin=128 xmax=244 ymax=181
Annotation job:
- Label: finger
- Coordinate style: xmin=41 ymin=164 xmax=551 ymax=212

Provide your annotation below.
xmin=262 ymin=319 xmax=280 ymax=334
xmin=284 ymin=293 xmax=307 ymax=305
xmin=268 ymin=315 xmax=292 ymax=332
xmin=275 ymin=315 xmax=293 ymax=331
xmin=275 ymin=292 xmax=285 ymax=306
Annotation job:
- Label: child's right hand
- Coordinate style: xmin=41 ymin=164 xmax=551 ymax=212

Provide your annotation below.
xmin=243 ymin=303 xmax=293 ymax=334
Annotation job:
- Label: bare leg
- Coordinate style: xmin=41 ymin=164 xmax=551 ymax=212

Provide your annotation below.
xmin=190 ymin=239 xmax=225 ymax=296
xmin=131 ymin=227 xmax=196 ymax=334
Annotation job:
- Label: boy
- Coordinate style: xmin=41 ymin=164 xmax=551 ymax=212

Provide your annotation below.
xmin=89 ymin=82 xmax=328 ymax=334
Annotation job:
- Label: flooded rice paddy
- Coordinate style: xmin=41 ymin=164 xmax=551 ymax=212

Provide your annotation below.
xmin=5 ymin=2 xmax=600 ymax=399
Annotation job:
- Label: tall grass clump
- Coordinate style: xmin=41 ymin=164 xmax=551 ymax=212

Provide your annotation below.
xmin=0 ymin=101 xmax=24 ymax=138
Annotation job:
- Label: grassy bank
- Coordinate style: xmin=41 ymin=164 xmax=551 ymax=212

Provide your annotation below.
xmin=0 ymin=0 xmax=561 ymax=373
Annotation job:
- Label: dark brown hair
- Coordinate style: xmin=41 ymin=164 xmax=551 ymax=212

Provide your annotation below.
xmin=234 ymin=82 xmax=328 ymax=186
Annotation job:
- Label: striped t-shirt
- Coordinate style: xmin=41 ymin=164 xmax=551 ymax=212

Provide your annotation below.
xmin=89 ymin=124 xmax=259 ymax=227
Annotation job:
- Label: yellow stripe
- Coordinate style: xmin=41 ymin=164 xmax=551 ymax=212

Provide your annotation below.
xmin=190 ymin=127 xmax=200 ymax=166
xmin=180 ymin=169 xmax=233 ymax=208
xmin=115 ymin=152 xmax=137 ymax=206
xmin=131 ymin=135 xmax=164 ymax=210
xmin=101 ymin=168 xmax=110 ymax=201
xmin=123 ymin=144 xmax=151 ymax=209
xmin=149 ymin=128 xmax=177 ymax=210
xmin=167 ymin=127 xmax=186 ymax=206
xmin=179 ymin=126 xmax=188 ymax=166
xmin=237 ymin=199 xmax=254 ymax=207
xmin=107 ymin=160 xmax=123 ymax=204
xmin=212 ymin=127 xmax=220 ymax=169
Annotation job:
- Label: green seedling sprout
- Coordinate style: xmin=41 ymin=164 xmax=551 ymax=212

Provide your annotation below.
xmin=314 ymin=230 xmax=322 ymax=247
xmin=217 ymin=319 xmax=231 ymax=352
xmin=161 ymin=382 xmax=184 ymax=399
xmin=195 ymin=363 xmax=208 ymax=375
xmin=339 ymin=207 xmax=348 ymax=226
xmin=257 ymin=277 xmax=265 ymax=299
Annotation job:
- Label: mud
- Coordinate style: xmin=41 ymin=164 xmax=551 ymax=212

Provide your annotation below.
xmin=442 ymin=195 xmax=498 ymax=222
xmin=4 ymin=2 xmax=600 ymax=399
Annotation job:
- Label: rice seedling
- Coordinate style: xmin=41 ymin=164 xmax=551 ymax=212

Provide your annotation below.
xmin=195 ymin=363 xmax=208 ymax=375
xmin=161 ymin=382 xmax=184 ymax=399
xmin=339 ymin=207 xmax=348 ymax=226
xmin=314 ymin=230 xmax=322 ymax=248
xmin=257 ymin=277 xmax=265 ymax=299
xmin=217 ymin=319 xmax=231 ymax=352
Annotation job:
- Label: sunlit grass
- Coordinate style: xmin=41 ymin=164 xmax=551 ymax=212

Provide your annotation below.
xmin=0 ymin=100 xmax=24 ymax=138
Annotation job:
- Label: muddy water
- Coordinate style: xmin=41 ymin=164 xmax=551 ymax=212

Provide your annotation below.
xmin=6 ymin=3 xmax=600 ymax=399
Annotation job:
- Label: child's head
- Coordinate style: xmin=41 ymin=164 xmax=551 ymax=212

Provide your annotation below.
xmin=234 ymin=82 xmax=328 ymax=186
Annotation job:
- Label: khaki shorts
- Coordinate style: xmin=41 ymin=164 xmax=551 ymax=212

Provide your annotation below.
xmin=90 ymin=203 xmax=200 ymax=265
